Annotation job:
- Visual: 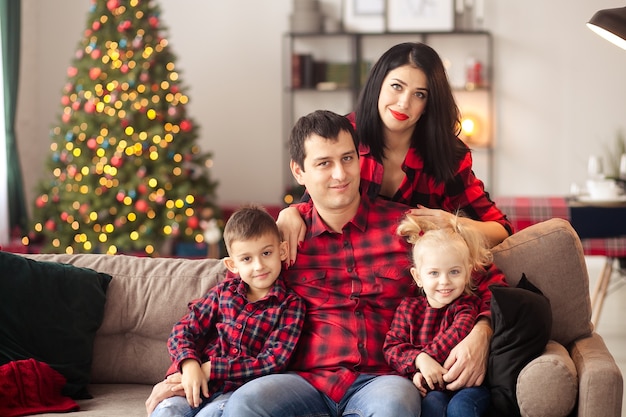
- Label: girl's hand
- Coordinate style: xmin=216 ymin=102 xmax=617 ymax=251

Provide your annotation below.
xmin=276 ymin=206 xmax=306 ymax=266
xmin=412 ymin=372 xmax=428 ymax=397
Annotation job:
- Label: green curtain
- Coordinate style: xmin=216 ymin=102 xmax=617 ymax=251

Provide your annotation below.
xmin=0 ymin=0 xmax=26 ymax=235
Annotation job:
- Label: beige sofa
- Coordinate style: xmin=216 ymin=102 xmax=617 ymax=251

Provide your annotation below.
xmin=19 ymin=218 xmax=623 ymax=417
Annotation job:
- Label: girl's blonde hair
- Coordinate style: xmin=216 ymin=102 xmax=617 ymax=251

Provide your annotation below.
xmin=396 ymin=214 xmax=493 ymax=290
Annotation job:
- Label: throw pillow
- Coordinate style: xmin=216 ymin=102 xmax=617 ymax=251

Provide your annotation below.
xmin=486 ymin=274 xmax=552 ymax=417
xmin=0 ymin=251 xmax=112 ymax=399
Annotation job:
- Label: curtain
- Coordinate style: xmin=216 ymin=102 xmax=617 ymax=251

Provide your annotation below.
xmin=0 ymin=0 xmax=26 ymax=237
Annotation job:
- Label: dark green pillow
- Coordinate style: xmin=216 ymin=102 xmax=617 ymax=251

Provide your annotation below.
xmin=0 ymin=251 xmax=112 ymax=399
xmin=486 ymin=274 xmax=552 ymax=417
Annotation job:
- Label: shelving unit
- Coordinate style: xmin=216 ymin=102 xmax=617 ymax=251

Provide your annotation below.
xmin=282 ymin=31 xmax=495 ymax=191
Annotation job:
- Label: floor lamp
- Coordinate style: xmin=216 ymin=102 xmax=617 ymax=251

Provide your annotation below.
xmin=587 ymin=6 xmax=626 ymax=50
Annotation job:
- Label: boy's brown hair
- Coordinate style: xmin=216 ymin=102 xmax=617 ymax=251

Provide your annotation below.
xmin=222 ymin=204 xmax=281 ymax=254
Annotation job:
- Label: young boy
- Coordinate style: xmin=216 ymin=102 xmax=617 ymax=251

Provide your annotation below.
xmin=150 ymin=205 xmax=305 ymax=417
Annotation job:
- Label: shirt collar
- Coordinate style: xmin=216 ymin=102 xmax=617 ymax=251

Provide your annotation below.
xmin=309 ymin=195 xmax=370 ymax=237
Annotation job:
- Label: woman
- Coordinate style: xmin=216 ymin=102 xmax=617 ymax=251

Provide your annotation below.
xmin=278 ymin=42 xmax=512 ymax=263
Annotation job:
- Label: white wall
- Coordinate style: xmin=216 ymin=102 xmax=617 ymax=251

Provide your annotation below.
xmin=16 ymin=0 xmax=626 ymax=216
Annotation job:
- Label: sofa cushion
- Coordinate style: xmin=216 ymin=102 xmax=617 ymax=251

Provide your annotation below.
xmin=491 ymin=218 xmax=593 ymax=346
xmin=516 ymin=340 xmax=578 ymax=417
xmin=487 ymin=274 xmax=552 ymax=417
xmin=23 ymin=253 xmax=229 ymax=385
xmin=0 ymin=251 xmax=112 ymax=399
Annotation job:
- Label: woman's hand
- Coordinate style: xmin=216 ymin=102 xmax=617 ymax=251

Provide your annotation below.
xmin=276 ymin=206 xmax=306 ymax=266
xmin=442 ymin=318 xmax=492 ymax=390
xmin=408 ymin=206 xmax=509 ymax=247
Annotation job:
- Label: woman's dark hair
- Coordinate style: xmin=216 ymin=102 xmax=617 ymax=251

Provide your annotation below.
xmin=355 ymin=42 xmax=466 ymax=184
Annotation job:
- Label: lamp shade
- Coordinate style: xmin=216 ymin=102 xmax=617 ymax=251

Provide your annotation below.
xmin=587 ymin=6 xmax=626 ymax=50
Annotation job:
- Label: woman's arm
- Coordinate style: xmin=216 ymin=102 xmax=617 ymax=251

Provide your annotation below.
xmin=407 ymin=206 xmax=509 ymax=247
xmin=276 ymin=206 xmax=306 ymax=265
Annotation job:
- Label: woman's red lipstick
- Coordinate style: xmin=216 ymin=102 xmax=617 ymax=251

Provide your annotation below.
xmin=390 ymin=109 xmax=409 ymax=121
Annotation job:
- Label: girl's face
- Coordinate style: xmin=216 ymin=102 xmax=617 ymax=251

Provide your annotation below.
xmin=377 ymin=64 xmax=429 ymax=138
xmin=410 ymin=242 xmax=470 ymax=309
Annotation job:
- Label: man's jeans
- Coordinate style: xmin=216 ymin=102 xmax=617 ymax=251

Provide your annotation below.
xmin=150 ymin=392 xmax=233 ymax=417
xmin=221 ymin=372 xmax=421 ymax=417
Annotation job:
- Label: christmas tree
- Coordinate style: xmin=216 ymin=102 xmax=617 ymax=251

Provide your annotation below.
xmin=28 ymin=0 xmax=220 ymax=256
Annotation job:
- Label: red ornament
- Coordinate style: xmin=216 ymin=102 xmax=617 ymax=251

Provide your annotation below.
xmin=137 ymin=184 xmax=147 ymax=194
xmin=180 ymin=120 xmax=192 ymax=132
xmin=89 ymin=67 xmax=102 ymax=80
xmin=106 ymin=0 xmax=119 ymax=11
xmin=35 ymin=196 xmax=46 ymax=208
xmin=116 ymin=192 xmax=125 ymax=202
xmin=61 ymin=96 xmax=70 ymax=106
xmin=87 ymin=138 xmax=98 ymax=150
xmin=187 ymin=216 xmax=199 ymax=229
xmin=60 ymin=212 xmax=69 ymax=222
xmin=92 ymin=21 xmax=101 ymax=31
xmin=67 ymin=67 xmax=78 ymax=77
xmin=72 ymin=101 xmax=81 ymax=111
xmin=91 ymin=49 xmax=101 ymax=60
xmin=148 ymin=16 xmax=159 ymax=28
xmin=62 ymin=113 xmax=71 ymax=123
xmin=111 ymin=156 xmax=123 ymax=168
xmin=135 ymin=199 xmax=149 ymax=213
xmin=45 ymin=220 xmax=56 ymax=231
xmin=84 ymin=101 xmax=96 ymax=114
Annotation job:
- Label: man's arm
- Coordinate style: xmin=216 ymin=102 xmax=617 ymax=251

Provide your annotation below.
xmin=442 ymin=317 xmax=492 ymax=390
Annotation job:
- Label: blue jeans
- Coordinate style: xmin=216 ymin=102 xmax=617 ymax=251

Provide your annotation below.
xmin=421 ymin=386 xmax=490 ymax=417
xmin=150 ymin=392 xmax=233 ymax=417
xmin=221 ymin=372 xmax=421 ymax=417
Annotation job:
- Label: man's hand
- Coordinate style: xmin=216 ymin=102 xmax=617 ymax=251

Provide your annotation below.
xmin=442 ymin=318 xmax=492 ymax=391
xmin=145 ymin=373 xmax=185 ymax=415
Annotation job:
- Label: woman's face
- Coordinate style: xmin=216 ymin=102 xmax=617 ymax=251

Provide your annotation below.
xmin=377 ymin=64 xmax=428 ymax=139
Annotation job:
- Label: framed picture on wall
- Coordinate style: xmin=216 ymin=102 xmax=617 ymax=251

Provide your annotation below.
xmin=387 ymin=0 xmax=454 ymax=32
xmin=343 ymin=0 xmax=386 ymax=33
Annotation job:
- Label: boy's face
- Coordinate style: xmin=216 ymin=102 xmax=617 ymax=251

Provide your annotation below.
xmin=223 ymin=233 xmax=288 ymax=301
xmin=290 ymin=130 xmax=360 ymax=216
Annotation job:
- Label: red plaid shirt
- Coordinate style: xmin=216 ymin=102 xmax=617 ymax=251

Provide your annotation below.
xmin=284 ymin=196 xmax=416 ymax=401
xmin=167 ymin=277 xmax=305 ymax=395
xmin=345 ymin=113 xmax=513 ymax=235
xmin=383 ymin=293 xmax=482 ymax=377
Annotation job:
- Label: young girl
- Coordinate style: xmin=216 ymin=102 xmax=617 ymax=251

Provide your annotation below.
xmin=383 ymin=214 xmax=493 ymax=417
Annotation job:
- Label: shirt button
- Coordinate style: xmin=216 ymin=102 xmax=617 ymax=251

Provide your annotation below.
xmin=231 ymin=348 xmax=239 ymax=354
xmin=236 ymin=323 xmax=242 ymax=329
xmin=347 ymin=267 xmax=353 ymax=273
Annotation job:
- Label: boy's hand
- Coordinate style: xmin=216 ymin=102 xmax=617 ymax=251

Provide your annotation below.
xmin=181 ymin=359 xmax=209 ymax=408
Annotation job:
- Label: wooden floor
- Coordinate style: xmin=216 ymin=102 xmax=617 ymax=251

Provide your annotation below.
xmin=585 ymin=256 xmax=626 ymax=416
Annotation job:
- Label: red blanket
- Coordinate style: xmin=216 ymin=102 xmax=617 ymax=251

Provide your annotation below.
xmin=0 ymin=358 xmax=79 ymax=416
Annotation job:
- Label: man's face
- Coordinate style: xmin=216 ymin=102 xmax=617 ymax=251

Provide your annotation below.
xmin=290 ymin=130 xmax=360 ymax=215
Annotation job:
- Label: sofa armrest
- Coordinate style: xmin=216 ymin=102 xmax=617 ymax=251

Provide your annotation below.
xmin=570 ymin=333 xmax=623 ymax=417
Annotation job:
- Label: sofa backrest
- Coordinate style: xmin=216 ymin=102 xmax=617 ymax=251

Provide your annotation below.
xmin=491 ymin=218 xmax=594 ymax=346
xmin=25 ymin=253 xmax=227 ymax=384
